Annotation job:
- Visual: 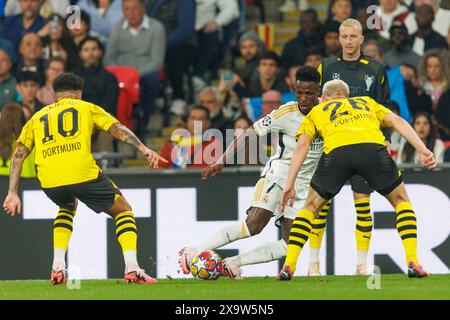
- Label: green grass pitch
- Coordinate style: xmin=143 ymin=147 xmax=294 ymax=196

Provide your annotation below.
xmin=1 ymin=274 xmax=450 ymax=300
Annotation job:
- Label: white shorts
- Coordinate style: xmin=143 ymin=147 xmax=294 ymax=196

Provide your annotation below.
xmin=250 ymin=176 xmax=309 ymax=226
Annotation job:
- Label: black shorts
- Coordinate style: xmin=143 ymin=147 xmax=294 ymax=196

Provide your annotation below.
xmin=310 ymin=143 xmax=402 ymax=200
xmin=349 ymin=175 xmax=374 ymax=194
xmin=42 ymin=173 xmax=122 ymax=213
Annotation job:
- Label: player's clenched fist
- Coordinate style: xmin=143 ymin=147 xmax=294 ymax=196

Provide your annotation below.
xmin=3 ymin=193 xmax=21 ymax=216
xmin=201 ymin=163 xmax=224 ymax=180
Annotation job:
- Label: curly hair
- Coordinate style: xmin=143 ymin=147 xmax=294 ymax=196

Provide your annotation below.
xmin=417 ymin=49 xmax=450 ymax=90
xmin=0 ymin=103 xmax=25 ymax=165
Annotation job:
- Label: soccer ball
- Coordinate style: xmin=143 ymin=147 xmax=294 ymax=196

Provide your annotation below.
xmin=190 ymin=250 xmax=223 ymax=280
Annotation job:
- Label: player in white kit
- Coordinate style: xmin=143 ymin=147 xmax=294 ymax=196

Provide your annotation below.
xmin=178 ymin=67 xmax=326 ymax=279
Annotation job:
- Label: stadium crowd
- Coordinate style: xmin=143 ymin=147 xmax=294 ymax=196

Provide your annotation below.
xmin=0 ymin=0 xmax=449 ymax=174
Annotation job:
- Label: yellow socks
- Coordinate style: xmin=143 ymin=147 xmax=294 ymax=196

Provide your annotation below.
xmin=53 ymin=208 xmax=75 ymax=269
xmin=396 ymin=202 xmax=418 ymax=264
xmin=53 ymin=208 xmax=75 ymax=251
xmin=285 ymin=209 xmax=315 ymax=271
xmin=309 ymin=201 xmax=331 ymax=249
xmin=355 ymin=197 xmax=372 ymax=252
xmin=114 ymin=211 xmax=138 ymax=253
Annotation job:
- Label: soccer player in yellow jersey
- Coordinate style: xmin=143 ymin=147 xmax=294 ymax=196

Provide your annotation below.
xmin=2 ymin=73 xmax=167 ymax=285
xmin=278 ymin=79 xmax=436 ymax=280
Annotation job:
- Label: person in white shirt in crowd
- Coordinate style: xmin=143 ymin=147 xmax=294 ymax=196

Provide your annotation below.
xmin=4 ymin=0 xmax=71 ymax=18
xmin=375 ymin=0 xmax=410 ymax=40
xmin=404 ymin=0 xmax=450 ymax=37
xmin=192 ymin=0 xmax=240 ymax=86
xmin=396 ymin=111 xmax=445 ymax=164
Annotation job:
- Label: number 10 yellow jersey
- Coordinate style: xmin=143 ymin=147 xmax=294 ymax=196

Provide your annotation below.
xmin=17 ymin=98 xmax=119 ymax=188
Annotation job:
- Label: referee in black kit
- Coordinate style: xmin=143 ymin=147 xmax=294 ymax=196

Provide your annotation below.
xmin=310 ymin=18 xmax=393 ymax=276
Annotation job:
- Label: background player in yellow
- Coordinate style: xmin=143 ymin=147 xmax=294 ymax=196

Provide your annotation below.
xmin=3 ymin=73 xmax=167 ymax=285
xmin=279 ymin=79 xmax=436 ymax=280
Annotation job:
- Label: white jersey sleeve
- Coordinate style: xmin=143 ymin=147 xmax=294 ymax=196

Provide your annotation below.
xmin=253 ymin=102 xmax=298 ymax=136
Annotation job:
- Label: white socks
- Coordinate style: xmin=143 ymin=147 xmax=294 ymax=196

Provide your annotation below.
xmin=309 ymin=248 xmax=320 ymax=266
xmin=194 ymin=221 xmax=251 ymax=252
xmin=124 ymin=250 xmax=139 ymax=272
xmin=357 ymin=250 xmax=368 ymax=266
xmin=52 ymin=248 xmax=66 ymax=270
xmin=229 ymin=240 xmax=288 ymax=266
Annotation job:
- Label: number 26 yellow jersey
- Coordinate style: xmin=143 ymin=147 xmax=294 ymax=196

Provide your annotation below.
xmin=17 ymin=98 xmax=119 ymax=188
xmin=297 ymin=96 xmax=391 ymax=154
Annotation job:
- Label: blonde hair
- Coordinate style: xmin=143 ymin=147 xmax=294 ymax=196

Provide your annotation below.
xmin=339 ymin=18 xmax=363 ymax=34
xmin=322 ymin=80 xmax=350 ymax=98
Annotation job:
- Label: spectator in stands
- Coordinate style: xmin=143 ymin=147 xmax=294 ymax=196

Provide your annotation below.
xmin=75 ymin=37 xmax=118 ymax=152
xmin=323 ymin=20 xmax=341 ymax=58
xmin=68 ymin=9 xmax=107 ymax=47
xmin=384 ymin=21 xmax=421 ymax=69
xmin=261 ymin=90 xmax=282 ymax=117
xmin=404 ymin=0 xmax=450 ymax=38
xmin=74 ymin=37 xmax=118 ymax=116
xmin=397 ymin=112 xmax=445 ymax=164
xmin=13 ymin=33 xmax=45 ymax=85
xmin=193 ymin=0 xmax=240 ymax=83
xmin=435 ymin=87 xmax=450 ymax=141
xmin=304 ymin=46 xmax=323 ymax=69
xmin=233 ymin=32 xmax=264 ymax=88
xmin=0 ymin=49 xmax=17 ymax=110
xmin=147 ymin=0 xmax=196 ymax=117
xmin=281 ymin=9 xmax=324 ymax=70
xmin=417 ymin=48 xmax=449 ymax=111
xmin=284 ymin=64 xmax=301 ymax=93
xmin=356 ymin=6 xmax=390 ymax=51
xmin=36 ymin=56 xmax=65 ymax=105
xmin=233 ymin=115 xmax=251 ymax=132
xmin=1 ymin=0 xmax=46 ymax=48
xmin=410 ymin=4 xmax=449 ymax=56
xmin=41 ymin=14 xmax=79 ymax=71
xmin=245 ymin=51 xmax=289 ymax=98
xmin=159 ymin=105 xmax=221 ymax=169
xmin=363 ymin=40 xmax=411 ymax=121
xmin=0 ymin=102 xmax=36 ymax=177
xmin=375 ymin=0 xmax=410 ymax=40
xmin=198 ymin=86 xmax=233 ymax=136
xmin=104 ymin=0 xmax=166 ymax=136
xmin=15 ymin=71 xmax=43 ymax=119
xmin=77 ymin=0 xmax=124 ymax=38
xmin=0 ymin=35 xmax=16 ymax=63
xmin=400 ymin=63 xmax=433 ymax=116
xmin=4 ymin=0 xmax=70 ymax=18
xmin=328 ymin=0 xmax=352 ymax=24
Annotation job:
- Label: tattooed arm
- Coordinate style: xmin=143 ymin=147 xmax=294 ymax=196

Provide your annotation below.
xmin=3 ymin=144 xmax=30 ymax=216
xmin=108 ymin=123 xmax=167 ymax=168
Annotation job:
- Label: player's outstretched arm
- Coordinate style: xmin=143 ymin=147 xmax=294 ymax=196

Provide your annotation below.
xmin=280 ymin=134 xmax=312 ymax=213
xmin=108 ymin=123 xmax=168 ymax=168
xmin=3 ymin=144 xmax=30 ymax=216
xmin=202 ymin=127 xmax=257 ymax=180
xmin=382 ymin=112 xmax=436 ymax=170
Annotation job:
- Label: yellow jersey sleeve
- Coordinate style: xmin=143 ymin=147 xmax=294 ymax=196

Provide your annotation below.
xmin=16 ymin=119 xmax=35 ymax=151
xmin=90 ymin=104 xmax=119 ymax=131
xmin=374 ymin=101 xmax=392 ymax=124
xmin=297 ymin=113 xmax=317 ymax=139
